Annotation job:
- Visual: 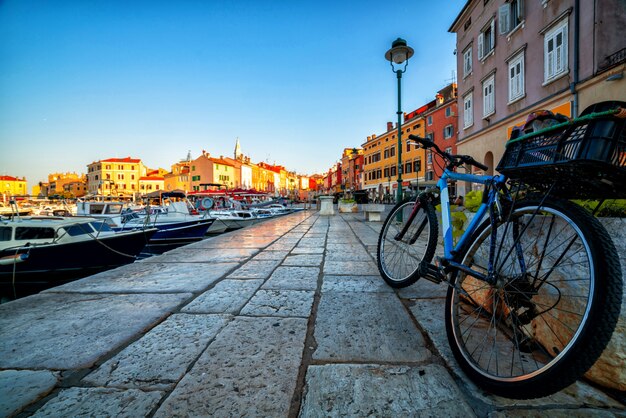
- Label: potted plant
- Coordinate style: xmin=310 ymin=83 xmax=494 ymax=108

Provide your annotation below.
xmin=338 ymin=198 xmax=358 ymax=213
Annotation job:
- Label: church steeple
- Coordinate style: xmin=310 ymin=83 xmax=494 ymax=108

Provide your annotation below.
xmin=234 ymin=137 xmax=242 ymax=160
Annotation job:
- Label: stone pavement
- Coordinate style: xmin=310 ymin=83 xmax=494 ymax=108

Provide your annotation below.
xmin=0 ymin=210 xmax=624 ymax=417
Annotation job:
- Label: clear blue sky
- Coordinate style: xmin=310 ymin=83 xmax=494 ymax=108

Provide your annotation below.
xmin=0 ymin=0 xmax=466 ymax=187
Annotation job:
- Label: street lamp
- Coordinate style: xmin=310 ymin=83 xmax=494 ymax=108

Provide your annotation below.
xmin=385 ymin=37 xmax=414 ymax=204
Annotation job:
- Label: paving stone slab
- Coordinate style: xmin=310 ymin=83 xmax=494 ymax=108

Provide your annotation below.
xmin=187 ymin=235 xmax=277 ymax=249
xmin=241 ymin=289 xmax=315 ymax=317
xmin=407 ymin=299 xmax=623 ymax=409
xmin=283 ymin=232 xmax=305 ymax=239
xmin=291 ymin=247 xmax=325 ymax=254
xmin=313 ymin=291 xmax=430 ymax=362
xmin=303 ymin=232 xmax=327 ymax=238
xmin=0 ymin=370 xmax=59 ymax=417
xmin=397 ymin=277 xmax=448 ymax=299
xmin=154 ymin=317 xmax=307 ymax=417
xmin=181 ymin=279 xmax=263 ymax=314
xmin=263 ymin=266 xmax=320 ymax=290
xmin=265 ymin=240 xmax=298 ymax=251
xmin=488 ymin=409 xmax=618 ymax=417
xmin=324 ymin=248 xmax=373 ymax=261
xmin=45 ymin=262 xmax=236 ymax=294
xmin=226 ymin=259 xmax=282 ymax=279
xmin=323 ymin=260 xmax=378 ymax=275
xmin=251 ymin=250 xmax=289 ymax=261
xmin=281 ymin=254 xmax=324 ymax=267
xmin=299 ymin=363 xmax=476 ymax=417
xmin=297 ymin=237 xmax=326 ymax=247
xmin=327 ymin=236 xmax=361 ymax=244
xmin=83 ymin=313 xmax=231 ymax=390
xmin=0 ymin=292 xmax=191 ymax=369
xmin=321 ymin=275 xmax=393 ymax=293
xmin=144 ymin=247 xmax=259 ymax=263
xmin=31 ymin=387 xmax=163 ymax=418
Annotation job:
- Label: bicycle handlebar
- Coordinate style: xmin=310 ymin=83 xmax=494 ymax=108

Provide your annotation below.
xmin=408 ymin=134 xmax=489 ymax=171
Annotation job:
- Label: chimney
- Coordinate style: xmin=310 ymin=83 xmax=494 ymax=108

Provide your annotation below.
xmin=387 ymin=122 xmax=393 ymax=131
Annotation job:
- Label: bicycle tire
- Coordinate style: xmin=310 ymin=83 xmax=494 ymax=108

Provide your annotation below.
xmin=377 ymin=197 xmax=438 ymax=288
xmin=445 ymin=197 xmax=622 ymax=399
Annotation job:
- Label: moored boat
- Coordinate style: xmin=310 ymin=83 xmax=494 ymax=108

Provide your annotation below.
xmin=76 ymin=199 xmax=214 ymax=246
xmin=0 ymin=216 xmax=157 ymax=297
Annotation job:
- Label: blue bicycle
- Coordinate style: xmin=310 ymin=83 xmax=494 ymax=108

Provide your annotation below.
xmin=377 ymin=114 xmax=623 ymax=399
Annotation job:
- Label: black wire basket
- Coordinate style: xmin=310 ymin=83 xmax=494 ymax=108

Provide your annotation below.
xmin=497 ymin=102 xmax=626 ymax=199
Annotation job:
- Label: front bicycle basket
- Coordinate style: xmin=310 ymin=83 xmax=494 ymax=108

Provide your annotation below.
xmin=497 ymin=102 xmax=626 ymax=199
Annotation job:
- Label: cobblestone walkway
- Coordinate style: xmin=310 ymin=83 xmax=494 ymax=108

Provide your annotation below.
xmin=1 ymin=210 xmax=624 ymax=417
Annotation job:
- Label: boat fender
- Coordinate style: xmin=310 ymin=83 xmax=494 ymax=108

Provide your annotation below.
xmin=0 ymin=253 xmax=29 ymax=266
xmin=199 ymin=197 xmax=214 ymax=210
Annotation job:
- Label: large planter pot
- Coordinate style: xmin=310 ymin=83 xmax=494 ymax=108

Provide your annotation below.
xmin=338 ymin=201 xmax=358 ymax=213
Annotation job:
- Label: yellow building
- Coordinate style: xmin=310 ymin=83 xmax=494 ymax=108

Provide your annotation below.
xmin=164 ymin=160 xmax=191 ymax=192
xmin=48 ymin=172 xmax=85 ymax=195
xmin=251 ymin=162 xmax=279 ymax=194
xmin=86 ymin=157 xmax=147 ymax=197
xmin=139 ymin=176 xmax=165 ymax=194
xmin=1 ymin=175 xmax=27 ymax=200
xmin=362 ymin=116 xmax=427 ymax=202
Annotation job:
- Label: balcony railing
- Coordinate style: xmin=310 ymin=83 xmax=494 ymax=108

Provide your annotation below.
xmin=599 ymin=47 xmax=626 ymax=71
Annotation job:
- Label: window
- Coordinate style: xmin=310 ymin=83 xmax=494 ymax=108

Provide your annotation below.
xmin=508 ymin=52 xmax=525 ymax=101
xmin=427 ymin=115 xmax=433 ymax=125
xmin=463 ymin=46 xmax=472 ymax=77
xmin=463 ymin=92 xmax=474 ymax=128
xmin=426 ymin=132 xmax=434 ymax=141
xmin=384 ymin=167 xmax=389 ymax=177
xmin=478 ymin=19 xmax=495 ymax=60
xmin=413 ymin=159 xmax=421 ymax=172
xmin=444 ymin=125 xmax=454 ymax=139
xmin=390 ymin=146 xmax=395 ymax=157
xmin=445 ymin=147 xmax=452 ymax=155
xmin=405 ymin=162 xmax=412 ymax=174
xmin=425 ymin=171 xmax=434 ymax=181
xmin=544 ymin=19 xmax=568 ymax=82
xmin=16 ymin=227 xmax=55 ymax=240
xmin=427 ymin=152 xmax=433 ymax=164
xmin=390 ymin=166 xmax=396 ymax=176
xmin=499 ymin=0 xmax=524 ymax=35
xmin=0 ymin=226 xmax=12 ymax=241
xmin=483 ymin=74 xmax=495 ymax=117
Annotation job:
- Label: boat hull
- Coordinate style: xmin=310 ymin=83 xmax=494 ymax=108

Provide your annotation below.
xmin=120 ymin=219 xmax=214 ymax=245
xmin=0 ymin=228 xmax=157 ymax=295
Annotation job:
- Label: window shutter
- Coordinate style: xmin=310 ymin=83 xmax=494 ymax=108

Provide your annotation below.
xmin=499 ymin=4 xmax=510 ymax=34
xmin=477 ymin=33 xmax=484 ymax=60
xmin=490 ymin=19 xmax=495 ymax=49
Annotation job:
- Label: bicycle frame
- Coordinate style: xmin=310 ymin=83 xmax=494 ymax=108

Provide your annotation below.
xmin=438 ymin=170 xmax=508 ymax=262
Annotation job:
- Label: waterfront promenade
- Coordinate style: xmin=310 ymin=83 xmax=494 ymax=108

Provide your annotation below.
xmin=1 ymin=209 xmax=624 ymax=417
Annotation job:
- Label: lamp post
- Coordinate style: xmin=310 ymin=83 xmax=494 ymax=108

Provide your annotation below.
xmin=385 ymin=38 xmax=414 ymax=204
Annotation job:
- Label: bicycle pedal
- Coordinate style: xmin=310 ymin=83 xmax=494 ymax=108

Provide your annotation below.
xmin=420 ymin=262 xmax=444 ymax=284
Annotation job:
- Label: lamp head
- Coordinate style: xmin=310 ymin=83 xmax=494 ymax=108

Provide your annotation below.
xmin=385 ymin=38 xmax=414 ymax=65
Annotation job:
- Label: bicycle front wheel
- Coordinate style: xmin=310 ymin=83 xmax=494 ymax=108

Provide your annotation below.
xmin=377 ymin=197 xmax=438 ymax=288
xmin=445 ymin=197 xmax=622 ymax=398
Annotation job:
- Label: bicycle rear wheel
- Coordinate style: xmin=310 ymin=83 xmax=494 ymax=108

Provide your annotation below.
xmin=445 ymin=197 xmax=622 ymax=398
xmin=377 ymin=197 xmax=438 ymax=288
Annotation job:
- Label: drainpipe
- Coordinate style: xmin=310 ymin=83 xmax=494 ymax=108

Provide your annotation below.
xmin=570 ymin=0 xmax=580 ymax=117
